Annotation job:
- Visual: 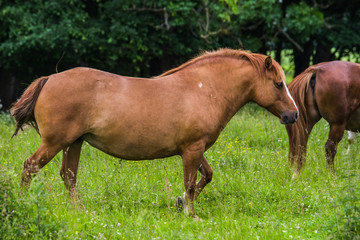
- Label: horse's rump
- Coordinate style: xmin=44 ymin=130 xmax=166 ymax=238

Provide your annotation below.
xmin=287 ymin=60 xmax=360 ymax=178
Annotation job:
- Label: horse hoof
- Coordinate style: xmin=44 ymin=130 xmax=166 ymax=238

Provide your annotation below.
xmin=291 ymin=172 xmax=300 ymax=181
xmin=175 ymin=196 xmax=184 ymax=212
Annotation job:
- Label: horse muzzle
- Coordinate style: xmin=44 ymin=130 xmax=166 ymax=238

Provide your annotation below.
xmin=280 ymin=111 xmax=298 ymax=124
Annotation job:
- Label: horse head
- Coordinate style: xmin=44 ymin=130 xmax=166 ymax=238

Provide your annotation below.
xmin=253 ymin=56 xmax=298 ymax=124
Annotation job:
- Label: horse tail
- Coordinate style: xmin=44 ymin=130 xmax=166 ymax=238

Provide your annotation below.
xmin=286 ymin=67 xmax=318 ymax=167
xmin=288 ymin=67 xmax=318 ymax=127
xmin=10 ymin=76 xmax=49 ymax=137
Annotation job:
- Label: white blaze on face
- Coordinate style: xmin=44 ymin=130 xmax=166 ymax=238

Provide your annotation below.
xmin=281 ymin=70 xmax=298 ymax=112
xmin=198 ymin=82 xmax=203 ymax=88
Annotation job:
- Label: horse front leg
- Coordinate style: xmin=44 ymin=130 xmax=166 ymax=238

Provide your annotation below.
xmin=181 ymin=141 xmax=205 ymax=218
xmin=325 ymin=124 xmax=345 ymax=174
xmin=194 ymin=156 xmax=213 ymax=200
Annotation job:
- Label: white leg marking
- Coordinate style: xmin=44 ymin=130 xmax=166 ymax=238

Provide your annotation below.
xmin=183 ymin=191 xmax=191 ymax=215
xmin=347 ymin=131 xmax=357 ymax=154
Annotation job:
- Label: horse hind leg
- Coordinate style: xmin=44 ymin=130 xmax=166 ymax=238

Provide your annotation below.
xmin=21 ymin=141 xmax=63 ymax=189
xmin=60 ymin=138 xmax=83 ymax=202
xmin=325 ymin=124 xmax=345 ymax=174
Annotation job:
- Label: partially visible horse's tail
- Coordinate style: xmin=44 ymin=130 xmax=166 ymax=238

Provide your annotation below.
xmin=10 ymin=77 xmax=49 ymax=137
xmin=286 ymin=64 xmax=325 ymax=167
xmin=288 ymin=67 xmax=316 ymax=128
xmin=288 ymin=62 xmax=328 ymax=131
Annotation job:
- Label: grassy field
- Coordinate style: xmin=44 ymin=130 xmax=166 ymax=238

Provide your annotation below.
xmin=1 ymin=104 xmax=360 ymax=239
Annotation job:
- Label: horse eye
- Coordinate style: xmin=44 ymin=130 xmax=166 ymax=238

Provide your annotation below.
xmin=275 ymin=82 xmax=283 ymax=89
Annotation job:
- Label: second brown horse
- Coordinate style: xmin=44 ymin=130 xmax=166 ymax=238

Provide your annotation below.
xmin=286 ymin=61 xmax=360 ymax=179
xmin=11 ymin=49 xmax=298 ymax=218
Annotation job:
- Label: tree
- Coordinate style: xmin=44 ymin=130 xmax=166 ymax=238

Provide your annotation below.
xmin=1 ymin=0 xmax=359 ymax=110
xmin=0 ymin=0 xmax=92 ymax=108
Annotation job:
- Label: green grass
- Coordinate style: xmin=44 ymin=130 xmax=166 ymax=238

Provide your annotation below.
xmin=1 ymin=104 xmax=360 ymax=239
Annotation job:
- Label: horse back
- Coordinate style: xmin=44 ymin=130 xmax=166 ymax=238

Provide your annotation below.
xmin=34 ymin=67 xmax=181 ymax=132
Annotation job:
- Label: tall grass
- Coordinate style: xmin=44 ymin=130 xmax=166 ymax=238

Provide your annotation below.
xmin=1 ymin=104 xmax=360 ymax=239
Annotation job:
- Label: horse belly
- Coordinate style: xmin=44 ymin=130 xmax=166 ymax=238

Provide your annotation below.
xmin=346 ymin=107 xmax=360 ymax=132
xmin=82 ymin=130 xmax=180 ymax=160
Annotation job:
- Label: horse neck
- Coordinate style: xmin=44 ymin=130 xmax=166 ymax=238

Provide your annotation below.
xmin=194 ymin=60 xmax=256 ymax=107
xmin=177 ymin=59 xmax=258 ymax=124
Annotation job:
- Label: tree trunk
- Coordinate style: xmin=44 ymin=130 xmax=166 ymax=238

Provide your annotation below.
xmin=313 ymin=41 xmax=332 ymax=64
xmin=293 ymin=40 xmax=313 ymax=77
xmin=275 ymin=40 xmax=282 ymax=64
xmin=149 ymin=55 xmax=184 ymax=77
xmin=0 ymin=70 xmax=17 ymax=111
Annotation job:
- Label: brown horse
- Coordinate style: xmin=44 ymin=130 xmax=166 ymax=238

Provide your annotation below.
xmin=11 ymin=49 xmax=298 ymax=217
xmin=286 ymin=61 xmax=360 ymax=179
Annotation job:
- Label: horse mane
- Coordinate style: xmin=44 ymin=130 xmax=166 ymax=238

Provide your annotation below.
xmin=157 ymin=48 xmax=283 ymax=79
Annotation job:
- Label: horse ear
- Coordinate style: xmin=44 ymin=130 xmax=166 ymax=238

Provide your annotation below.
xmin=265 ymin=56 xmax=273 ymax=70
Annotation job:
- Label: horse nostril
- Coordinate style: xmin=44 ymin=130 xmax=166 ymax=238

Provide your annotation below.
xmin=294 ymin=112 xmax=298 ymax=121
xmin=283 ymin=115 xmax=289 ymax=124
